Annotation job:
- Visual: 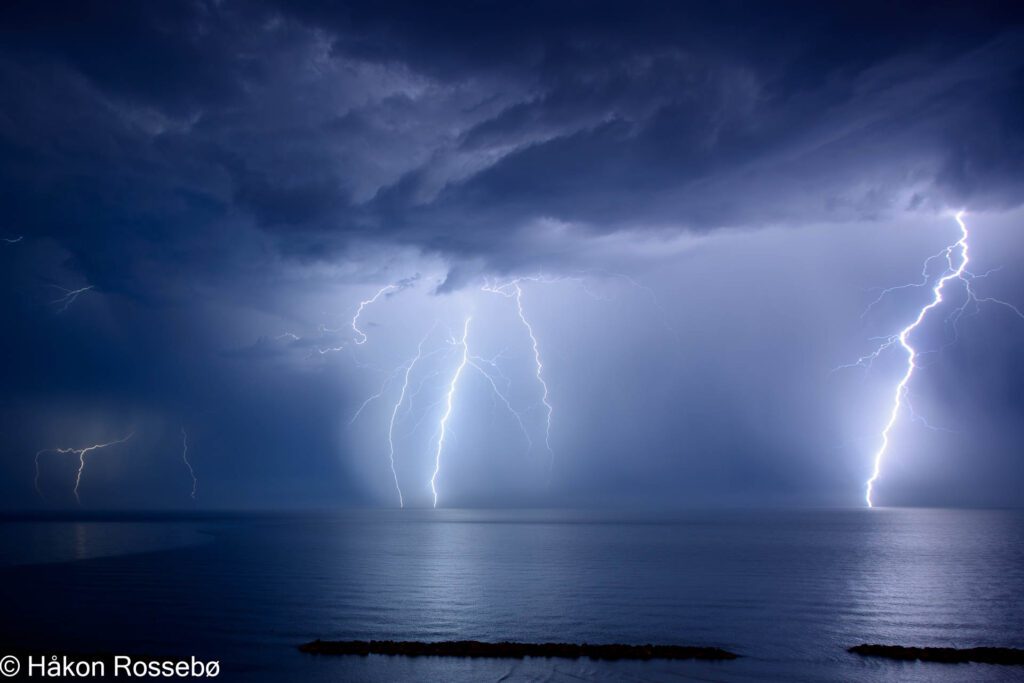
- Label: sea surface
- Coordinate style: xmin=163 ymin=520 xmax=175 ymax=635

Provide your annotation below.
xmin=1 ymin=508 xmax=1023 ymax=682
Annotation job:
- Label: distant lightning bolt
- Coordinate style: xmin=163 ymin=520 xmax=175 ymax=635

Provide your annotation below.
xmin=181 ymin=427 xmax=197 ymax=500
xmin=431 ymin=317 xmax=472 ymax=508
xmin=384 ymin=324 xmax=440 ymax=508
xmin=469 ymin=352 xmax=532 ymax=449
xmin=484 ymin=280 xmax=554 ymax=468
xmin=34 ymin=433 xmax=134 ymax=503
xmin=351 ymin=285 xmax=398 ymax=344
xmin=3 ymin=235 xmax=23 ymax=244
xmin=515 ymin=286 xmax=554 ymax=464
xmin=50 ymin=285 xmax=94 ymax=313
xmin=846 ymin=212 xmax=1023 ymax=507
xmin=340 ymin=270 xmax=661 ymax=503
xmin=348 ymin=363 xmax=410 ymax=425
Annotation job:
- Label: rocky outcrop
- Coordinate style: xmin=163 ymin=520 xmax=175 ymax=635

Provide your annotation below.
xmin=849 ymin=644 xmax=1024 ymax=665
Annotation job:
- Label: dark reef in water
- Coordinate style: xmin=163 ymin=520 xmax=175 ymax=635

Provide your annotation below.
xmin=299 ymin=639 xmax=739 ymax=661
xmin=849 ymin=644 xmax=1024 ymax=665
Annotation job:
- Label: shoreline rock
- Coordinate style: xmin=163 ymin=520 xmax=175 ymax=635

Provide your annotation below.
xmin=849 ymin=644 xmax=1024 ymax=665
xmin=298 ymin=639 xmax=739 ymax=661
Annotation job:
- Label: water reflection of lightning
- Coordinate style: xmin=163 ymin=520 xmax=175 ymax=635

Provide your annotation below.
xmin=34 ymin=433 xmax=134 ymax=503
xmin=431 ymin=317 xmax=472 ymax=508
xmin=181 ymin=427 xmax=198 ymax=500
xmin=844 ymin=212 xmax=1023 ymax=507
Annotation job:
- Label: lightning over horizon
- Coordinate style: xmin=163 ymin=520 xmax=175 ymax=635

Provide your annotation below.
xmin=341 ymin=270 xmax=668 ymax=505
xmin=844 ymin=212 xmax=1024 ymax=507
xmin=384 ymin=323 xmax=441 ymax=508
xmin=34 ymin=432 xmax=135 ymax=504
xmin=431 ymin=316 xmax=472 ymax=508
xmin=483 ymin=279 xmax=555 ymax=468
xmin=181 ymin=427 xmax=198 ymax=500
xmin=468 ymin=350 xmax=533 ymax=450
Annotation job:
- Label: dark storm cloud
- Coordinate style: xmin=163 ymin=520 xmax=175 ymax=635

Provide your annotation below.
xmin=2 ymin=0 xmax=1023 ymax=282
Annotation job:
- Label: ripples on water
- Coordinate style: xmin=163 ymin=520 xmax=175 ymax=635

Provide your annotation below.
xmin=1 ymin=508 xmax=1022 ymax=682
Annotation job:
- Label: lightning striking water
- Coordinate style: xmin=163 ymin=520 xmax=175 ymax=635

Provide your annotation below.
xmin=431 ymin=317 xmax=472 ymax=508
xmin=181 ymin=427 xmax=198 ymax=500
xmin=34 ymin=432 xmax=134 ymax=503
xmin=50 ymin=285 xmax=94 ymax=313
xmin=849 ymin=212 xmax=1023 ymax=507
xmin=483 ymin=280 xmax=554 ymax=467
xmin=351 ymin=285 xmax=397 ymax=344
xmin=337 ymin=271 xmax=661 ymax=504
xmin=384 ymin=324 xmax=440 ymax=508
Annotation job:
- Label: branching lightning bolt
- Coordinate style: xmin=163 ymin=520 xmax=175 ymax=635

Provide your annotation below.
xmin=483 ymin=280 xmax=554 ymax=468
xmin=34 ymin=433 xmax=134 ymax=503
xmin=50 ymin=285 xmax=94 ymax=313
xmin=468 ymin=351 xmax=532 ymax=449
xmin=384 ymin=324 xmax=440 ymax=508
xmin=339 ymin=271 xmax=664 ymax=503
xmin=351 ymin=285 xmax=397 ymax=345
xmin=431 ymin=317 xmax=472 ymax=508
xmin=845 ymin=212 xmax=1023 ymax=507
xmin=348 ymin=363 xmax=411 ymax=425
xmin=181 ymin=427 xmax=198 ymax=500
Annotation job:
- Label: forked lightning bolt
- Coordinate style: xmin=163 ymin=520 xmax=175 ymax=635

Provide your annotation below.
xmin=431 ymin=317 xmax=472 ymax=508
xmin=468 ymin=351 xmax=532 ymax=449
xmin=384 ymin=324 xmax=440 ymax=508
xmin=34 ymin=433 xmax=134 ymax=503
xmin=352 ymin=319 xmax=535 ymax=506
xmin=483 ymin=279 xmax=554 ymax=467
xmin=846 ymin=212 xmax=1023 ymax=507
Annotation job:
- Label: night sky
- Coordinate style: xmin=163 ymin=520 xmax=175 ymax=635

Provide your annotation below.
xmin=2 ymin=1 xmax=1023 ymax=510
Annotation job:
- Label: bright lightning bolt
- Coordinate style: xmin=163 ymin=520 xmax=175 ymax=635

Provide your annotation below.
xmin=351 ymin=285 xmax=398 ymax=345
xmin=847 ymin=212 xmax=1023 ymax=507
xmin=34 ymin=433 xmax=134 ymax=503
xmin=181 ymin=427 xmax=198 ymax=500
xmin=431 ymin=316 xmax=472 ymax=508
xmin=341 ymin=271 xmax=662 ymax=503
xmin=384 ymin=324 xmax=440 ymax=508
xmin=50 ymin=285 xmax=94 ymax=313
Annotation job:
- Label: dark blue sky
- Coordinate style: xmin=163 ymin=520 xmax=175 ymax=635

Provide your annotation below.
xmin=1 ymin=1 xmax=1023 ymax=510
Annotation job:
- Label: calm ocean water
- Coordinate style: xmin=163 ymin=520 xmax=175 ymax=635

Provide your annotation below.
xmin=1 ymin=509 xmax=1023 ymax=681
